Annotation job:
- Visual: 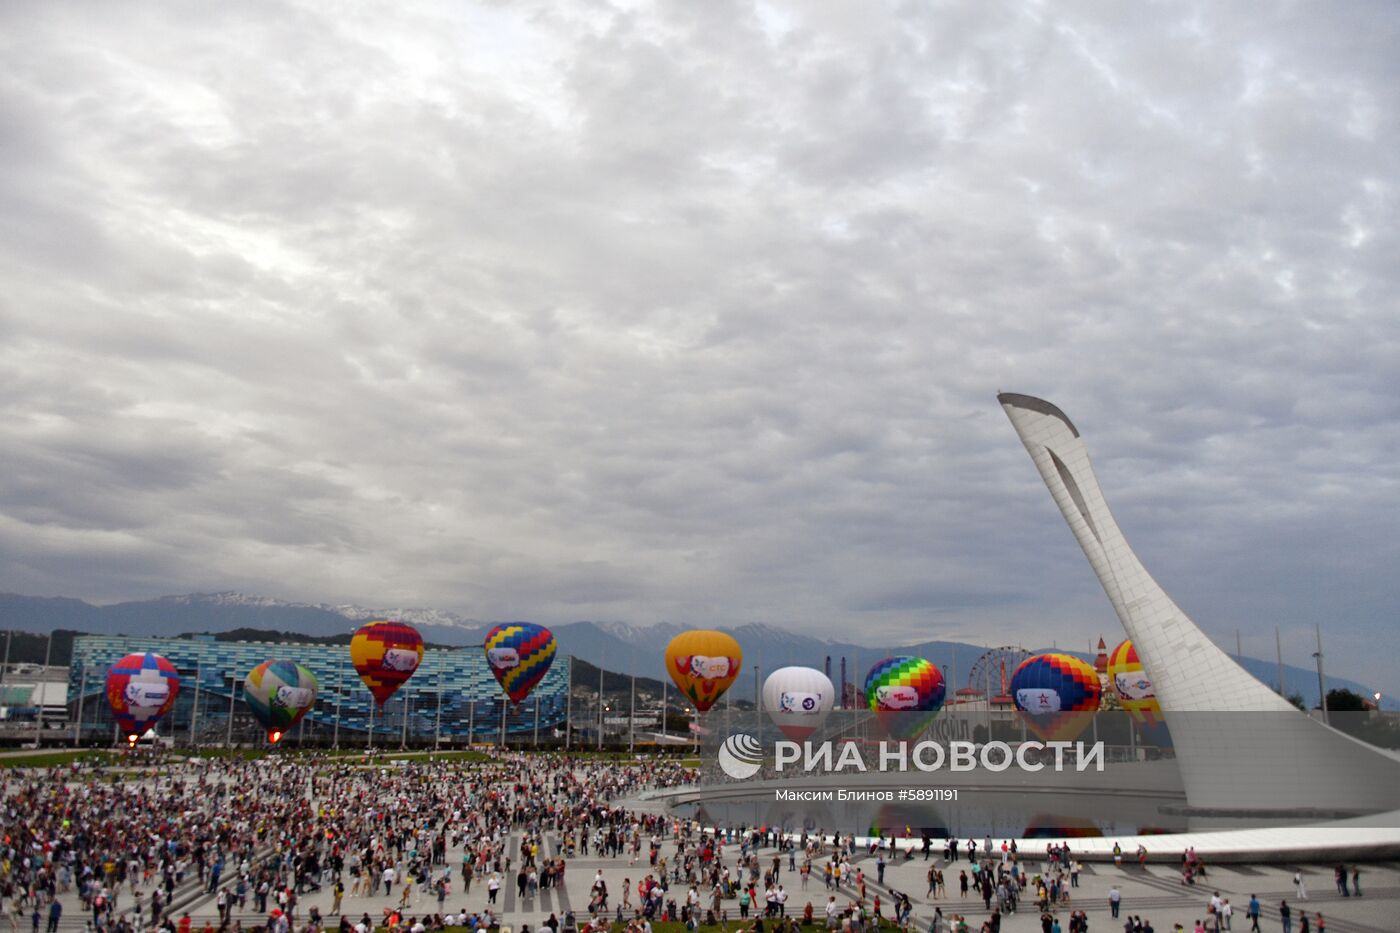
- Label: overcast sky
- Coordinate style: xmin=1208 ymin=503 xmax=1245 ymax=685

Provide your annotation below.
xmin=2 ymin=2 xmax=1397 ymax=693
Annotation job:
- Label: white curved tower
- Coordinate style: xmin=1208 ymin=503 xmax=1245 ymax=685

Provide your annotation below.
xmin=1000 ymin=392 xmax=1400 ymax=816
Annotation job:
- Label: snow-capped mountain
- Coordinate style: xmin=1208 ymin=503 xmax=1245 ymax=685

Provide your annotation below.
xmin=327 ymin=602 xmax=484 ymax=630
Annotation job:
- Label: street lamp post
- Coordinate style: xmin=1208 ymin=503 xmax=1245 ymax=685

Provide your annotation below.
xmin=1313 ymin=624 xmax=1329 ymax=725
xmin=187 ymin=659 xmax=201 ymax=750
xmin=333 ymin=665 xmax=342 ymax=750
xmin=628 ymin=674 xmax=636 ymax=753
xmin=72 ymin=665 xmax=86 ymax=748
xmin=435 ymin=655 xmax=444 ymax=752
xmin=226 ymin=674 xmax=237 ymax=747
xmin=34 ymin=633 xmax=52 ymax=747
xmin=753 ymin=664 xmax=762 ymax=750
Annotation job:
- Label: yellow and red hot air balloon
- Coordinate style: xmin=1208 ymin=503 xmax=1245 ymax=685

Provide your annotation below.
xmin=665 ymin=630 xmax=741 ymax=713
xmin=350 ymin=620 xmax=423 ymax=706
xmin=1107 ymin=639 xmax=1161 ymax=726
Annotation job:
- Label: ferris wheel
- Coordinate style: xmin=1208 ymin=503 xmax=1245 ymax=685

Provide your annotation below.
xmin=964 ymin=646 xmax=1030 ymax=700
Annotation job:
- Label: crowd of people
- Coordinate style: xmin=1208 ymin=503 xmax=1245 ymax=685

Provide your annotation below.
xmin=0 ymin=750 xmax=1375 ymax=933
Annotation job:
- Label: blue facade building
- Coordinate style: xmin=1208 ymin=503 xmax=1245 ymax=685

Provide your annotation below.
xmin=68 ymin=634 xmax=569 ymax=745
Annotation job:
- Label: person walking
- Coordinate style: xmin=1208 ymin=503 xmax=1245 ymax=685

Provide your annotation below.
xmin=1109 ymin=885 xmax=1122 ymax=919
xmin=1246 ymin=895 xmax=1260 ymax=933
xmin=1292 ymin=872 xmax=1306 ymax=900
xmin=1278 ymin=900 xmax=1292 ymax=933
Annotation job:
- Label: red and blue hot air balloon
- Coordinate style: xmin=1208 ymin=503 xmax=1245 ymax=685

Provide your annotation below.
xmin=484 ymin=623 xmax=557 ymax=704
xmin=1009 ymin=652 xmax=1101 ymax=742
xmin=106 ymin=652 xmax=181 ymax=744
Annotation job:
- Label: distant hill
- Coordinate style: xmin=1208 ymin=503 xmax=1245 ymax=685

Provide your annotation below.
xmin=0 ymin=591 xmax=1384 ymax=709
xmin=0 ymin=592 xmax=484 ymax=646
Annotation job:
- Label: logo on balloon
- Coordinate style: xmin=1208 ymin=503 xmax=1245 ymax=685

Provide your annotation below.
xmin=688 ymin=655 xmax=732 ymax=680
xmin=275 ymin=686 xmax=314 ymax=709
xmin=382 ymin=648 xmax=421 ymax=673
xmin=780 ymin=691 xmax=822 ymax=714
xmin=487 ymin=647 xmax=520 ymax=670
xmin=125 ymin=683 xmax=171 ymax=709
xmin=1016 ymin=688 xmax=1062 ymax=713
xmin=1113 ymin=673 xmax=1154 ymax=701
xmin=875 ymin=685 xmax=921 ymax=710
xmin=718 ymin=733 xmax=764 ymax=780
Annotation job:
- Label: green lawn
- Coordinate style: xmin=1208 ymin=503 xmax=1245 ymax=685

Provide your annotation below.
xmin=0 ymin=750 xmax=122 ymax=768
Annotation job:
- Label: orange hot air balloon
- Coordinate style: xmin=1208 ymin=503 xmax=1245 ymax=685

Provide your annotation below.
xmin=664 ymin=630 xmax=742 ymax=712
xmin=350 ymin=620 xmax=423 ymax=706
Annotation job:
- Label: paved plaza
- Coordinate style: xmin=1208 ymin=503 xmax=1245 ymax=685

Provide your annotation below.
xmin=75 ymin=831 xmax=1400 ymax=933
xmin=10 ymin=758 xmax=1397 ymax=933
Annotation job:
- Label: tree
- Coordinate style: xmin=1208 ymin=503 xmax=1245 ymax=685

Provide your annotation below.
xmin=1325 ymin=688 xmax=1369 ymax=712
xmin=1285 ymin=692 xmax=1307 ymax=711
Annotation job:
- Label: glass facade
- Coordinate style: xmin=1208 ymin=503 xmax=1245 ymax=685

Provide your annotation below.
xmin=68 ymin=635 xmax=569 ymax=745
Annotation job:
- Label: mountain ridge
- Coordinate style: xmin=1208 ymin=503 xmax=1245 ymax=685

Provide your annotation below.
xmin=0 ymin=590 xmax=1381 ymax=708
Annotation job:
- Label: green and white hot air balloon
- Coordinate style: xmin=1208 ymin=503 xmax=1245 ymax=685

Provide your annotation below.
xmin=244 ymin=660 xmax=318 ymax=743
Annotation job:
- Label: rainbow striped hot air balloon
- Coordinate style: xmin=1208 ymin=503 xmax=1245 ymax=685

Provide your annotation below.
xmin=484 ymin=623 xmax=557 ymax=704
xmin=1009 ymin=652 xmax=1101 ymax=742
xmin=106 ymin=652 xmax=180 ymax=744
xmin=864 ymin=657 xmax=945 ymax=740
xmin=244 ymin=660 xmax=319 ymax=743
xmin=350 ymin=620 xmax=423 ymax=706
xmin=1107 ymin=639 xmax=1161 ymax=726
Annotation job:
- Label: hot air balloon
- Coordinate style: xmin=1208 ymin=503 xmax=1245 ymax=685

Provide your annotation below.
xmin=664 ymin=630 xmax=742 ymax=713
xmin=106 ymin=652 xmax=180 ymax=745
xmin=244 ymin=660 xmax=319 ymax=743
xmin=484 ymin=623 xmax=557 ymax=704
xmin=1009 ymin=652 xmax=1101 ymax=742
xmin=1107 ymin=639 xmax=1161 ymax=726
xmin=350 ymin=620 xmax=423 ymax=705
xmin=864 ymin=657 xmax=945 ymax=740
xmin=762 ymin=666 xmax=835 ymax=742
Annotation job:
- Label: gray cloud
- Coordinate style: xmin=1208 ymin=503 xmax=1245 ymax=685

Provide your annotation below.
xmin=0 ymin=1 xmax=1397 ymax=694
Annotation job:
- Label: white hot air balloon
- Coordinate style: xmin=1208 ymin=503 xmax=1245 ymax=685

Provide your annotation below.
xmin=763 ymin=666 xmax=835 ymax=742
